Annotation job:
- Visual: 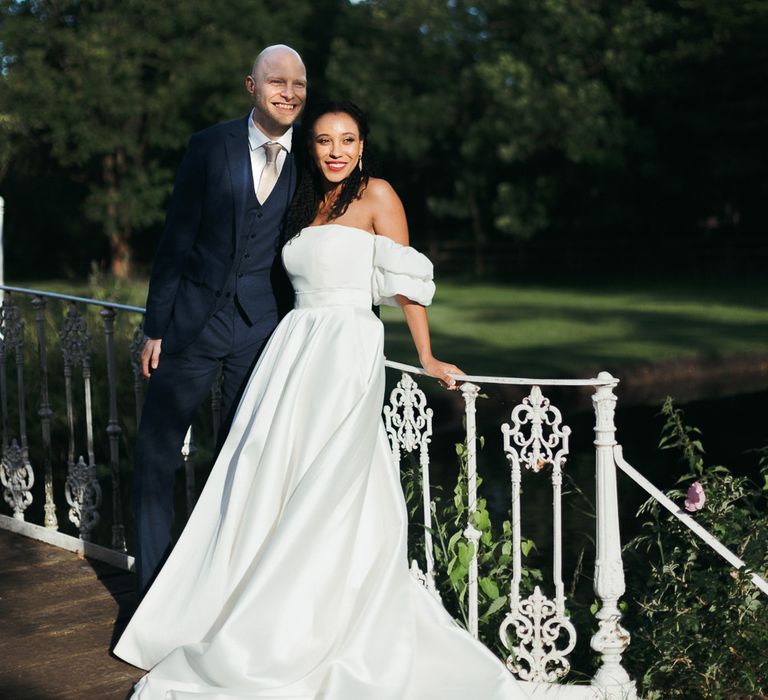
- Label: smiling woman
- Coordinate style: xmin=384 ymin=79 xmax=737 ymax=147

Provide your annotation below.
xmin=284 ymin=100 xmax=374 ymax=242
xmin=312 ymin=113 xmax=365 ymax=183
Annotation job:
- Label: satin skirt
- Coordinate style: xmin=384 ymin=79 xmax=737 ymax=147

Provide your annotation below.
xmin=114 ymin=303 xmax=529 ymax=699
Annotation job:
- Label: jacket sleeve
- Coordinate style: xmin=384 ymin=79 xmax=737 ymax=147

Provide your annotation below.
xmin=143 ymin=133 xmax=206 ymax=339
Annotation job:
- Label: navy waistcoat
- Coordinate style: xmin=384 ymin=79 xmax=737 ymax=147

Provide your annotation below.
xmin=218 ymin=153 xmax=295 ymax=334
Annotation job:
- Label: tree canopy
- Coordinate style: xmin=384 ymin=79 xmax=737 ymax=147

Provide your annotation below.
xmin=1 ymin=0 xmax=766 ymax=280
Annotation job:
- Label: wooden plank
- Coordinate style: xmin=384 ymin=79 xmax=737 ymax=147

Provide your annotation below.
xmin=0 ymin=529 xmax=143 ymax=699
xmin=0 ymin=514 xmax=135 ymax=571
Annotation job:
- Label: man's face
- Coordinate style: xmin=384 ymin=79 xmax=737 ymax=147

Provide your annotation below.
xmin=246 ymin=50 xmax=306 ymax=137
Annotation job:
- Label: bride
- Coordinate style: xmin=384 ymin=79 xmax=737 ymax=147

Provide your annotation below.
xmin=115 ymin=100 xmax=530 ymax=700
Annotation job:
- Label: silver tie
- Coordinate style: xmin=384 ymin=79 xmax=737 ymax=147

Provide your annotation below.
xmin=257 ymin=142 xmax=283 ymax=204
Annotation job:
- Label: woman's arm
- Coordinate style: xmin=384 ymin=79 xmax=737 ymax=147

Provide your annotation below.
xmin=397 ymin=297 xmax=462 ymax=389
xmin=369 ymin=180 xmax=464 ymax=389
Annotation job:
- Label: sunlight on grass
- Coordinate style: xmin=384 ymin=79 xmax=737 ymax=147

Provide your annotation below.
xmin=382 ymin=281 xmax=768 ymax=377
xmin=14 ymin=277 xmax=767 ymax=378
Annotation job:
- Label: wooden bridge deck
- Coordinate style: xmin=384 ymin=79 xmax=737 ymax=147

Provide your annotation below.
xmin=0 ymin=528 xmax=143 ymax=699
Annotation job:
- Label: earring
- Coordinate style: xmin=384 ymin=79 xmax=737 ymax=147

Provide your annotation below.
xmin=358 ymin=154 xmax=363 ymax=172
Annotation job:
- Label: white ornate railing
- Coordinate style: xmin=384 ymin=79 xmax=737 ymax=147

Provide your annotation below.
xmin=3 ymin=284 xmax=767 ymax=699
xmin=383 ymin=364 xmax=636 ymax=699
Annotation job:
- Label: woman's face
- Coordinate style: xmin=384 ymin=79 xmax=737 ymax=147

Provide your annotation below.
xmin=311 ymin=112 xmax=364 ymax=185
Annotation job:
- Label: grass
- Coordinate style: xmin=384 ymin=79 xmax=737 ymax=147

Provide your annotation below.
xmin=12 ymin=275 xmax=768 ymax=379
xmin=381 ymin=279 xmax=768 ymax=378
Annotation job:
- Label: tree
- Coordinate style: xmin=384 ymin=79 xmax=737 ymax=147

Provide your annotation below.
xmin=324 ymin=1 xmax=653 ymax=273
xmin=325 ymin=0 xmax=768 ymax=277
xmin=0 ymin=0 xmax=315 ymax=278
xmin=2 ymin=0 xmax=765 ymax=280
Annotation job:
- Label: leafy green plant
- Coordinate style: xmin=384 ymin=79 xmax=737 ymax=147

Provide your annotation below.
xmin=624 ymin=398 xmax=768 ymax=699
xmin=401 ymin=432 xmax=541 ymax=658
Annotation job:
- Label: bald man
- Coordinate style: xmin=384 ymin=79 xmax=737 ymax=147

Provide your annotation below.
xmin=133 ymin=46 xmax=307 ymax=594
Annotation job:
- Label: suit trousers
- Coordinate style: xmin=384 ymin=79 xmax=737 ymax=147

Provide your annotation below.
xmin=132 ymin=299 xmax=273 ymax=594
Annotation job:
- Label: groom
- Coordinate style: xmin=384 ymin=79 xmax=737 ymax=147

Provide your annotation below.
xmin=133 ymin=45 xmax=307 ymax=594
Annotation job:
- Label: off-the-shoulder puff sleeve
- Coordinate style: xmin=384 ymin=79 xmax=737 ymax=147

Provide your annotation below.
xmin=371 ymin=235 xmax=436 ymax=307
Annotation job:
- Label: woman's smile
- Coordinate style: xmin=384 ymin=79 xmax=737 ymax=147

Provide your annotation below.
xmin=312 ymin=112 xmax=363 ymax=184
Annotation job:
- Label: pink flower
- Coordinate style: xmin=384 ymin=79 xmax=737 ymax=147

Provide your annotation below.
xmin=684 ymin=481 xmax=706 ymax=512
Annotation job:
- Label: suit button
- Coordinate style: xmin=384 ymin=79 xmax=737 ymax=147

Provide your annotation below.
xmin=215 ymin=291 xmax=222 ymax=297
xmin=250 ymin=234 xmax=255 ymax=239
xmin=225 ymin=292 xmax=231 ymax=298
xmin=244 ymin=253 xmax=250 ymax=259
xmin=238 ymin=273 xmax=244 ymax=278
xmin=230 ymin=253 xmax=235 ymax=260
xmin=257 ymin=212 xmax=263 ymax=218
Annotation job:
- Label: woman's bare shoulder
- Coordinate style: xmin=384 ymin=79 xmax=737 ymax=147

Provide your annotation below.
xmin=363 ymin=177 xmax=401 ymax=204
xmin=362 ymin=178 xmax=408 ymax=243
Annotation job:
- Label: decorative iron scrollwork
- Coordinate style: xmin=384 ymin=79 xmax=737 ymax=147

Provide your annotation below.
xmin=500 ymin=385 xmax=576 ymax=683
xmin=1 ymin=439 xmax=34 ymax=519
xmin=59 ymin=303 xmax=91 ymax=369
xmin=129 ymin=320 xmax=145 ymax=380
xmin=0 ymin=295 xmax=25 ymax=353
xmin=384 ymin=372 xmax=433 ymax=456
xmin=0 ymin=295 xmax=34 ymax=521
xmin=500 ymin=585 xmax=577 ymax=682
xmin=503 ymin=385 xmax=570 ymax=473
xmin=64 ymin=455 xmax=102 ymax=540
xmin=384 ymin=372 xmax=439 ymax=599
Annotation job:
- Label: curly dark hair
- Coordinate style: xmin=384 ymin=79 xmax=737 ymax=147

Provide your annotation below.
xmin=283 ymin=100 xmax=375 ymax=243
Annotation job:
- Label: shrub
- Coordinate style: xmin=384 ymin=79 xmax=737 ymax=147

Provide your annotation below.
xmin=624 ymin=398 xmax=768 ymax=699
xmin=401 ymin=434 xmax=542 ymax=659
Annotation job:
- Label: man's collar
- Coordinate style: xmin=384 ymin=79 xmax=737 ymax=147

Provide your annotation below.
xmin=248 ymin=109 xmax=293 ymax=152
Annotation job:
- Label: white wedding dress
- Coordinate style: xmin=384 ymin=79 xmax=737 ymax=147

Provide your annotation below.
xmin=115 ymin=224 xmax=530 ymax=700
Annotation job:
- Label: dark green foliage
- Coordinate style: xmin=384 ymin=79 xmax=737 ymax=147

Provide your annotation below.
xmin=2 ymin=0 xmax=767 ymax=280
xmin=0 ymin=0 xmax=321 ymax=277
xmin=624 ymin=399 xmax=768 ymax=698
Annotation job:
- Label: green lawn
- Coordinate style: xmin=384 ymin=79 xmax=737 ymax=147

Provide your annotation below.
xmin=14 ymin=277 xmax=768 ymax=379
xmin=381 ymin=280 xmax=768 ymax=378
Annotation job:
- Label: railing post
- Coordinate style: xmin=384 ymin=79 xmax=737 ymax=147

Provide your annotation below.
xmin=60 ymin=302 xmax=102 ymax=540
xmin=32 ymin=296 xmax=57 ymax=529
xmin=129 ymin=321 xmax=145 ymax=428
xmin=101 ymin=307 xmax=126 ymax=551
xmin=590 ymin=371 xmax=636 ymax=698
xmin=499 ymin=385 xmax=575 ymax=681
xmin=460 ymin=381 xmax=481 ymax=638
xmin=182 ymin=426 xmax=196 ymax=516
xmin=0 ymin=294 xmax=34 ymax=520
xmin=383 ymin=372 xmax=439 ymax=597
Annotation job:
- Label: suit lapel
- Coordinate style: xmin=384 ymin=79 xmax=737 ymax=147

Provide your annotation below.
xmin=224 ymin=115 xmax=253 ymax=250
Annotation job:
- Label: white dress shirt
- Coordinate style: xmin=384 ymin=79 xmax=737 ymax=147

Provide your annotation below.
xmin=248 ymin=109 xmax=293 ymax=196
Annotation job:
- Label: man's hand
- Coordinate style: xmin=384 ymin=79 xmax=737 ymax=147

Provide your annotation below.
xmin=141 ymin=338 xmax=163 ymax=378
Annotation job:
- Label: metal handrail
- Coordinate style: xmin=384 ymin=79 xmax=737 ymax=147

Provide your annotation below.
xmin=614 ymin=445 xmax=768 ymax=597
xmin=384 ymin=359 xmax=618 ymax=387
xmin=0 ymin=284 xmax=144 ymax=313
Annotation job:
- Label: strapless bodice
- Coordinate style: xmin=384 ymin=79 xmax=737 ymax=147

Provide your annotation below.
xmin=282 ymin=225 xmax=376 ymax=310
xmin=282 ymin=224 xmax=435 ymax=310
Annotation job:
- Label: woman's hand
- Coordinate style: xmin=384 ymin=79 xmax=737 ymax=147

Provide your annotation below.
xmin=421 ymin=355 xmax=465 ymax=391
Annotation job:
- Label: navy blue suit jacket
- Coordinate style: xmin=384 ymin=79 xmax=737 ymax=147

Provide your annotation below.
xmin=143 ymin=116 xmax=297 ymax=354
